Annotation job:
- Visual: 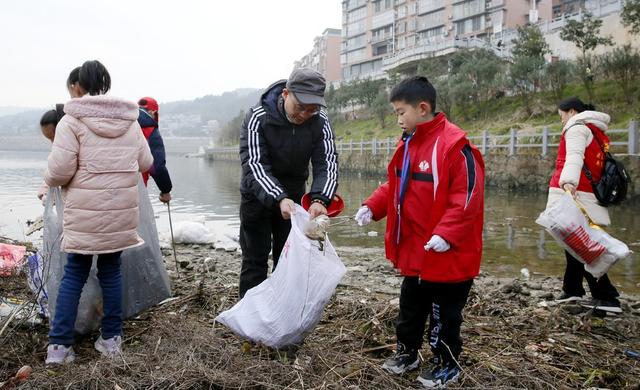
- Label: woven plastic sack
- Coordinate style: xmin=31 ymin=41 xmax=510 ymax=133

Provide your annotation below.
xmin=536 ymin=193 xmax=630 ymax=278
xmin=216 ymin=205 xmax=346 ymax=348
xmin=43 ymin=180 xmax=172 ymax=334
xmin=26 ymin=252 xmax=49 ymax=317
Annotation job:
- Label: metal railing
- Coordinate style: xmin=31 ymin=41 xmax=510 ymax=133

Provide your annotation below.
xmin=206 ymin=121 xmax=639 ymax=157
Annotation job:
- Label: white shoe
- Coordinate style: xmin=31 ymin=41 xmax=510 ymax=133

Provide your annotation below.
xmin=94 ymin=335 xmax=122 ymax=358
xmin=45 ymin=344 xmax=76 ymax=364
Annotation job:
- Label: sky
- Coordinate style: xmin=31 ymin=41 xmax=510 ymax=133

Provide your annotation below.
xmin=0 ymin=0 xmax=342 ymax=108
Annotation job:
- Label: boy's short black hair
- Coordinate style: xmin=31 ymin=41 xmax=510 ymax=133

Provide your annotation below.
xmin=389 ymin=76 xmax=437 ymax=112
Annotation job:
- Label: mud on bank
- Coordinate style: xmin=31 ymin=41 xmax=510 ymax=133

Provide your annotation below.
xmin=1 ymin=243 xmax=639 ymax=389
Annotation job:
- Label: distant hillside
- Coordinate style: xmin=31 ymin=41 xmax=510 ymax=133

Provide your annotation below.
xmin=161 ymin=88 xmax=260 ymax=123
xmin=0 ymin=106 xmax=36 ymax=117
xmin=0 ymin=110 xmax=44 ymax=136
xmin=0 ymin=88 xmax=262 ymax=137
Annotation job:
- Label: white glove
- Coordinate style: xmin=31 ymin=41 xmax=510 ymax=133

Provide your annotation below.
xmin=424 ymin=235 xmax=450 ymax=252
xmin=354 ymin=205 xmax=373 ymax=226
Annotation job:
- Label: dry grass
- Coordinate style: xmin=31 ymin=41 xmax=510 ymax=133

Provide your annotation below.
xmin=1 ymin=244 xmax=639 ymax=389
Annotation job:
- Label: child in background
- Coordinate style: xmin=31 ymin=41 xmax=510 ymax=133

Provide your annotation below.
xmin=37 ymin=104 xmax=65 ymax=202
xmin=44 ymin=60 xmax=153 ymax=364
xmin=355 ymin=76 xmax=485 ymax=388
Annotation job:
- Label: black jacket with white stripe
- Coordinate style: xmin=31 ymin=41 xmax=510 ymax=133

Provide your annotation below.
xmin=239 ymin=80 xmax=338 ymax=209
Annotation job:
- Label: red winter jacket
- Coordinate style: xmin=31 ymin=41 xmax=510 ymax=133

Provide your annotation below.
xmin=364 ymin=113 xmax=485 ymax=283
xmin=549 ymin=122 xmax=608 ymax=193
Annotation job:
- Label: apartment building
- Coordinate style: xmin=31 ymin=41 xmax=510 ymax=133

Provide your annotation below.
xmin=294 ymin=28 xmax=343 ymax=83
xmin=341 ymin=0 xmax=554 ymax=80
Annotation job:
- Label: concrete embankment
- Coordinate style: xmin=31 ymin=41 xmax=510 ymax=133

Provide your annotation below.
xmin=206 ymin=149 xmax=640 ymax=197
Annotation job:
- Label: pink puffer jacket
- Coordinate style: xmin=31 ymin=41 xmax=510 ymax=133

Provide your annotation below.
xmin=45 ymin=96 xmax=154 ymax=254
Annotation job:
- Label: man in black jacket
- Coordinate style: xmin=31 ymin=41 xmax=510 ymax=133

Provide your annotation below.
xmin=238 ymin=68 xmax=339 ymax=297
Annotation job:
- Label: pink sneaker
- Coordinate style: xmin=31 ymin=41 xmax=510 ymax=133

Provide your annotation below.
xmin=45 ymin=344 xmax=75 ymax=364
xmin=94 ymin=335 xmax=122 ymax=358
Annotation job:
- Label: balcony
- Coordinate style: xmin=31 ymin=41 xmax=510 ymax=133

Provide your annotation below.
xmin=371 ymin=32 xmax=393 ymax=44
xmin=382 ymin=37 xmax=507 ymax=71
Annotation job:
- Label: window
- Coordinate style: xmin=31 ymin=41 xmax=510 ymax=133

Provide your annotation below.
xmin=452 ymin=0 xmax=485 ymax=20
xmin=348 ymin=7 xmax=367 ymax=22
xmin=373 ymin=0 xmax=393 ymax=13
xmin=397 ymin=36 xmax=406 ymax=49
xmin=417 ymin=10 xmax=445 ymax=30
xmin=397 ymin=21 xmax=406 ymax=33
xmin=419 ymin=26 xmax=444 ymax=41
xmin=408 ymin=18 xmax=417 ymax=31
xmin=346 ymin=34 xmax=366 ymax=49
xmin=346 ymin=48 xmax=366 ymax=63
xmin=398 ymin=5 xmax=407 ymax=18
xmin=455 ymin=15 xmax=485 ymax=34
xmin=418 ymin=0 xmax=443 ymax=14
xmin=374 ymin=44 xmax=389 ymax=56
xmin=372 ymin=25 xmax=393 ymax=42
xmin=361 ymin=61 xmax=375 ymax=75
xmin=346 ymin=20 xmax=366 ymax=36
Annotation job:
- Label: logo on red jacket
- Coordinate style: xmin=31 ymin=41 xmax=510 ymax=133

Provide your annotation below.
xmin=419 ymin=160 xmax=430 ymax=172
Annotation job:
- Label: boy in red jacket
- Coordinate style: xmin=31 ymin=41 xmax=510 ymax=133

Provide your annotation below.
xmin=355 ymin=77 xmax=484 ymax=388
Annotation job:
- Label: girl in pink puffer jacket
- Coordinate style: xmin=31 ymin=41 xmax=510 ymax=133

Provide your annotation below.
xmin=44 ymin=60 xmax=153 ymax=364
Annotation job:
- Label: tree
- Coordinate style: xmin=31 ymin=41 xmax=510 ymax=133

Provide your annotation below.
xmin=600 ymin=44 xmax=640 ymax=104
xmin=449 ymin=49 xmax=505 ymax=120
xmin=511 ymin=25 xmax=550 ymax=59
xmin=509 ymin=26 xmax=550 ymax=114
xmin=509 ymin=56 xmax=545 ymax=116
xmin=560 ymin=11 xmax=613 ymax=100
xmin=215 ymin=110 xmax=245 ymax=146
xmin=545 ymin=60 xmax=574 ymax=101
xmin=622 ymin=0 xmax=640 ymax=35
xmin=371 ymin=89 xmax=392 ymax=128
xmin=354 ymin=78 xmax=386 ymax=107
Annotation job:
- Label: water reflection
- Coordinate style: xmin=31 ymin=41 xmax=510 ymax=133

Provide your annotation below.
xmin=2 ymin=151 xmax=638 ymax=294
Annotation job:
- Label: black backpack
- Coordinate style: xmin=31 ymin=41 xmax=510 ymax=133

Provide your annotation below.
xmin=582 ymin=123 xmax=631 ymax=206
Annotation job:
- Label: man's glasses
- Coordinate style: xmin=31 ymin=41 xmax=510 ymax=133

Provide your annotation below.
xmin=291 ymin=95 xmax=320 ymax=116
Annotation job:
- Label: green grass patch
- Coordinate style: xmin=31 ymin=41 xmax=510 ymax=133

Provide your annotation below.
xmin=333 ymin=80 xmax=638 ymax=141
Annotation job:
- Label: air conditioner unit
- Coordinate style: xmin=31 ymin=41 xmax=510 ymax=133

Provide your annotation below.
xmin=448 ymin=14 xmax=453 ymax=19
xmin=448 ymin=25 xmax=454 ymax=31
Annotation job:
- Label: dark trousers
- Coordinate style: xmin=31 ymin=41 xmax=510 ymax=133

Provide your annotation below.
xmin=49 ymin=251 xmax=123 ymax=346
xmin=396 ymin=277 xmax=473 ymax=364
xmin=562 ymin=251 xmax=619 ymax=301
xmin=238 ymin=192 xmax=303 ymax=298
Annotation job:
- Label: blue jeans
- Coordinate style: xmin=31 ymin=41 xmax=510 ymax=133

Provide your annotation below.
xmin=49 ymin=251 xmax=123 ymax=346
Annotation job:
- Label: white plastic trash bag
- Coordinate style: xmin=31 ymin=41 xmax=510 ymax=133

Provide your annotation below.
xmin=43 ymin=180 xmax=172 ymax=334
xmin=216 ymin=204 xmax=346 ymax=348
xmin=536 ymin=193 xmax=630 ymax=278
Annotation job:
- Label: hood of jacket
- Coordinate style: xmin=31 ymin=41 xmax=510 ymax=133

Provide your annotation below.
xmin=564 ymin=110 xmax=610 ymax=133
xmin=137 ymin=107 xmax=158 ymax=128
xmin=259 ymin=80 xmax=291 ymax=127
xmin=64 ymin=95 xmax=139 ymax=138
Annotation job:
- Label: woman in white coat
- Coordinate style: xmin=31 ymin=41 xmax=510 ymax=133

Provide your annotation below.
xmin=546 ymin=97 xmax=621 ymax=314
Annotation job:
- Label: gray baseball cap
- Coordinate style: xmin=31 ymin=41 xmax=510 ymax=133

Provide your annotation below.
xmin=286 ymin=68 xmax=327 ymax=107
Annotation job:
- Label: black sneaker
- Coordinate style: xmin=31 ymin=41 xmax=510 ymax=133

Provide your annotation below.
xmin=555 ymin=292 xmax=583 ymax=303
xmin=381 ymin=343 xmax=419 ymax=374
xmin=580 ymin=298 xmax=622 ymax=314
xmin=417 ymin=361 xmax=461 ymax=388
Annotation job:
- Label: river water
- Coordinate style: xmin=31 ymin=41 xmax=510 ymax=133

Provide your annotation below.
xmin=1 ymin=150 xmax=638 ymax=294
